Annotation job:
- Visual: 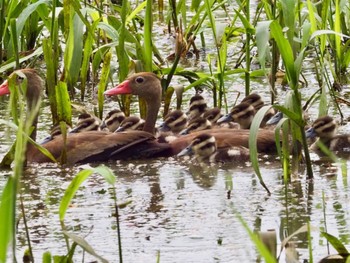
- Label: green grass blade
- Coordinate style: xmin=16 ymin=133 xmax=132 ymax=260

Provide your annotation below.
xmin=92 ymin=165 xmax=116 ymax=185
xmin=56 ymin=81 xmax=72 ymax=126
xmin=143 ymin=0 xmax=153 ymax=72
xmin=64 ymin=13 xmax=84 ymax=91
xmin=0 ymin=177 xmax=16 ymax=262
xmin=59 ymin=165 xmax=117 ymax=221
xmin=15 ymin=0 xmax=49 ymax=39
xmin=270 ymin=20 xmax=297 ymax=87
xmin=80 ymin=19 xmax=99 ymax=100
xmin=59 ymin=169 xmax=94 ymax=221
xmin=97 ymin=51 xmax=111 ymax=120
xmin=249 ymin=106 xmax=272 ymax=194
xmin=235 ymin=211 xmax=277 ymax=262
xmin=63 ymin=232 xmax=109 ymax=263
xmin=321 ymin=232 xmax=349 ymax=255
xmin=256 ymin=20 xmax=273 ymax=71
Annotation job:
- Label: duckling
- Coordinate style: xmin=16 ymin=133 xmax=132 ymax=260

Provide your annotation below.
xmin=203 ymin=107 xmax=223 ymax=124
xmin=187 ymin=94 xmax=208 ymax=120
xmin=40 ymin=113 xmax=99 ymax=144
xmin=179 ymin=117 xmax=212 ymax=135
xmin=217 ymin=102 xmax=255 ymax=129
xmin=70 ymin=113 xmax=101 ymax=133
xmin=305 ymin=116 xmax=350 ymax=154
xmin=116 ymin=116 xmax=145 ymax=132
xmin=177 ymin=133 xmax=251 ymax=163
xmin=100 ymin=109 xmax=126 ymax=132
xmin=158 ymin=110 xmax=188 ymax=134
xmin=241 ymin=93 xmax=276 ymax=127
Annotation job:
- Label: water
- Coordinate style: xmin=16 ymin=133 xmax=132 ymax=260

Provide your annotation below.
xmin=1 ymin=4 xmax=350 ymax=263
xmin=1 ymin=156 xmax=349 ymax=262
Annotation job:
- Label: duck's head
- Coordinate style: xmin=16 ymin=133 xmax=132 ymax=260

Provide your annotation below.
xmin=306 ymin=116 xmax=337 ymax=140
xmin=177 ymin=133 xmax=216 ymax=158
xmin=179 ymin=117 xmax=212 ymax=135
xmin=159 ymin=110 xmax=187 ymax=133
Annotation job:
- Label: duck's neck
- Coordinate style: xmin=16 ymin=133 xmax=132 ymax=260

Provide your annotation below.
xmin=143 ymin=94 xmax=161 ymax=135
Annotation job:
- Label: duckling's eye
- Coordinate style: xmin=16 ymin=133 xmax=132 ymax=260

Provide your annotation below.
xmin=135 ymin=77 xmax=144 ymax=84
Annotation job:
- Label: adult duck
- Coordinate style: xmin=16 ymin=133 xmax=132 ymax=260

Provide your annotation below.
xmin=0 ymin=69 xmax=169 ymax=164
xmin=0 ymin=69 xmax=279 ymax=163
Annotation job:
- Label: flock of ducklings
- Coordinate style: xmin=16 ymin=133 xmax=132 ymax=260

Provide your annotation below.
xmin=45 ymin=93 xmax=350 ymax=164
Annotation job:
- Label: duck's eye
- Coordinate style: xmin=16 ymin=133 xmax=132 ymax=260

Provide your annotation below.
xmin=135 ymin=77 xmax=144 ymax=83
xmin=17 ymin=76 xmax=25 ymax=83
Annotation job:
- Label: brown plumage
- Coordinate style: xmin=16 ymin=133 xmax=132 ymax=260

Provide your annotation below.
xmin=306 ymin=116 xmax=350 ymax=155
xmin=0 ymin=70 xmax=280 ymax=164
xmin=177 ymin=133 xmax=250 ymax=163
xmin=0 ymin=70 xmax=168 ymax=164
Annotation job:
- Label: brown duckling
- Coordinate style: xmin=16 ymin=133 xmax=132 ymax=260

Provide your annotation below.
xmin=187 ymin=94 xmax=208 ymax=120
xmin=158 ymin=109 xmax=188 ymax=134
xmin=100 ymin=109 xmax=126 ymax=132
xmin=179 ymin=117 xmax=212 ymax=135
xmin=217 ymin=102 xmax=255 ymax=129
xmin=202 ymin=107 xmax=223 ymax=124
xmin=241 ymin=93 xmax=276 ymax=127
xmin=40 ymin=113 xmax=100 ymax=144
xmin=305 ymin=116 xmax=350 ymax=154
xmin=177 ymin=133 xmax=251 ymax=163
xmin=116 ymin=115 xmax=145 ymax=132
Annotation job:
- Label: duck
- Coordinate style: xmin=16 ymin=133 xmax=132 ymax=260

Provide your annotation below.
xmin=241 ymin=93 xmax=276 ymax=127
xmin=217 ymin=102 xmax=255 ymax=129
xmin=202 ymin=107 xmax=223 ymax=124
xmin=177 ymin=133 xmax=251 ymax=163
xmin=40 ymin=113 xmax=100 ymax=144
xmin=158 ymin=109 xmax=187 ymax=134
xmin=305 ymin=116 xmax=350 ymax=155
xmin=187 ymin=94 xmax=208 ymax=120
xmin=0 ymin=69 xmax=170 ymax=164
xmin=70 ymin=113 xmax=101 ymax=133
xmin=179 ymin=117 xmax=212 ymax=135
xmin=0 ymin=69 xmax=280 ymax=164
xmin=100 ymin=109 xmax=126 ymax=132
xmin=116 ymin=116 xmax=145 ymax=132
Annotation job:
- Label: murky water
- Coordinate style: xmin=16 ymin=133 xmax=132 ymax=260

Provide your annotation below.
xmin=1 ymin=3 xmax=350 ymax=262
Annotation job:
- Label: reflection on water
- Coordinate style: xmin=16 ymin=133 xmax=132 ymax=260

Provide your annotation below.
xmin=0 ymin=156 xmax=349 ymax=262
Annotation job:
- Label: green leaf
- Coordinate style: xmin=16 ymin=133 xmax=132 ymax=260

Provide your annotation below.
xmin=55 ymin=81 xmax=72 ymax=126
xmin=63 ymin=232 xmax=109 ymax=263
xmin=93 ymin=165 xmax=116 ymax=185
xmin=64 ymin=13 xmax=84 ymax=89
xmin=256 ymin=20 xmax=273 ymax=70
xmin=59 ymin=169 xmax=93 ymax=221
xmin=97 ymin=52 xmax=112 ymax=119
xmin=270 ymin=21 xmax=297 ymax=88
xmin=0 ymin=177 xmax=16 ymax=262
xmin=15 ymin=0 xmax=50 ymax=39
xmin=143 ymin=0 xmax=153 ymax=72
xmin=249 ymin=106 xmax=272 ymax=194
xmin=321 ymin=232 xmax=349 ymax=255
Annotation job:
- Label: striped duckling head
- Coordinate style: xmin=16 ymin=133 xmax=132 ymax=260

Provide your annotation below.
xmin=217 ymin=102 xmax=255 ymax=129
xmin=116 ymin=116 xmax=145 ymax=132
xmin=177 ymin=133 xmax=251 ymax=163
xmin=187 ymin=94 xmax=208 ymax=120
xmin=179 ymin=117 xmax=212 ymax=135
xmin=100 ymin=109 xmax=126 ymax=132
xmin=158 ymin=110 xmax=188 ymax=133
